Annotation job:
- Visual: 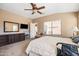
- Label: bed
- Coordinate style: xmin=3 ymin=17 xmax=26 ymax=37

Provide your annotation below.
xmin=26 ymin=36 xmax=76 ymax=56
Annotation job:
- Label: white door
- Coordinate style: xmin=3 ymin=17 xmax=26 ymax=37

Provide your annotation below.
xmin=30 ymin=23 xmax=37 ymax=38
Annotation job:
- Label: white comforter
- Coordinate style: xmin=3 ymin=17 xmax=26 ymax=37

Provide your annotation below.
xmin=26 ymin=36 xmax=75 ymax=56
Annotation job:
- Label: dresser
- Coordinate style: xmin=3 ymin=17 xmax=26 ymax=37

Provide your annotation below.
xmin=0 ymin=33 xmax=25 ymax=47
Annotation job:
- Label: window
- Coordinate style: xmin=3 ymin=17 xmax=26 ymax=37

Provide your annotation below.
xmin=44 ymin=20 xmax=61 ymax=35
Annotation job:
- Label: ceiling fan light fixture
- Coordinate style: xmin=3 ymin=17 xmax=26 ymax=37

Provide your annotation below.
xmin=33 ymin=10 xmax=37 ymax=12
xmin=24 ymin=3 xmax=45 ymax=15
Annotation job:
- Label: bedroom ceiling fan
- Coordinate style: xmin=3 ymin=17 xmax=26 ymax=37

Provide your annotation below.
xmin=24 ymin=3 xmax=45 ymax=14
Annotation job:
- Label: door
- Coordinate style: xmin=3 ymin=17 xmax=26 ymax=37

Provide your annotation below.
xmin=30 ymin=23 xmax=37 ymax=38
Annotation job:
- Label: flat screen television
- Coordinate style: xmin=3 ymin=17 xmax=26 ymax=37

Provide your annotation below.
xmin=20 ymin=24 xmax=28 ymax=29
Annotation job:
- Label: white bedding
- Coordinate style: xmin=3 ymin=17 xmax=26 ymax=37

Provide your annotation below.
xmin=26 ymin=36 xmax=75 ymax=56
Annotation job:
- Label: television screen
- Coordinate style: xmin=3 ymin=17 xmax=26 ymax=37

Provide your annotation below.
xmin=20 ymin=24 xmax=28 ymax=29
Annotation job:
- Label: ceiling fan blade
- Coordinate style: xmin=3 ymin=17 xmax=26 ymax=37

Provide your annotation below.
xmin=30 ymin=3 xmax=34 ymax=6
xmin=30 ymin=3 xmax=38 ymax=10
xmin=24 ymin=9 xmax=32 ymax=10
xmin=32 ymin=11 xmax=35 ymax=14
xmin=38 ymin=6 xmax=45 ymax=10
xmin=37 ymin=11 xmax=42 ymax=14
xmin=30 ymin=3 xmax=36 ymax=7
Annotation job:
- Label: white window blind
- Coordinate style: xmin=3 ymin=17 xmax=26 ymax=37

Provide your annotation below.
xmin=44 ymin=20 xmax=61 ymax=35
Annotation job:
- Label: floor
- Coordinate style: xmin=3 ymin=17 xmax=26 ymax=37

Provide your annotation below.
xmin=0 ymin=39 xmax=31 ymax=56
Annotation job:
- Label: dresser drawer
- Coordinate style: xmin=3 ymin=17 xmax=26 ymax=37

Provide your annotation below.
xmin=0 ymin=35 xmax=8 ymax=43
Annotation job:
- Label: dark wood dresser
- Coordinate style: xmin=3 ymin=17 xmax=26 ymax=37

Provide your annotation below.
xmin=0 ymin=33 xmax=25 ymax=47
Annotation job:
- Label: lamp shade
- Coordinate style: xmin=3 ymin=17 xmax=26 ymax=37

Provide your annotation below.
xmin=73 ymin=26 xmax=79 ymax=32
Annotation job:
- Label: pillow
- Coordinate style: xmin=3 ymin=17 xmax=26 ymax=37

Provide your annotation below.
xmin=72 ymin=36 xmax=79 ymax=44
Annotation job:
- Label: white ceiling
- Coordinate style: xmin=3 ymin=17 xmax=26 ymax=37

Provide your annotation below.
xmin=0 ymin=3 xmax=79 ymax=19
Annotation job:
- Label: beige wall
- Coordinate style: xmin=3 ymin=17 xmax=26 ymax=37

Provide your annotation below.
xmin=77 ymin=12 xmax=79 ymax=34
xmin=77 ymin=12 xmax=79 ymax=27
xmin=0 ymin=9 xmax=32 ymax=33
xmin=33 ymin=12 xmax=78 ymax=37
xmin=0 ymin=9 xmax=78 ymax=37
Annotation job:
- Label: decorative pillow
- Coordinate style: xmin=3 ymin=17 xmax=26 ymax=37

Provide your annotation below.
xmin=72 ymin=36 xmax=79 ymax=44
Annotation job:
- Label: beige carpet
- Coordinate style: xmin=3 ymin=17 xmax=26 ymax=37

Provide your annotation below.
xmin=0 ymin=39 xmax=31 ymax=56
